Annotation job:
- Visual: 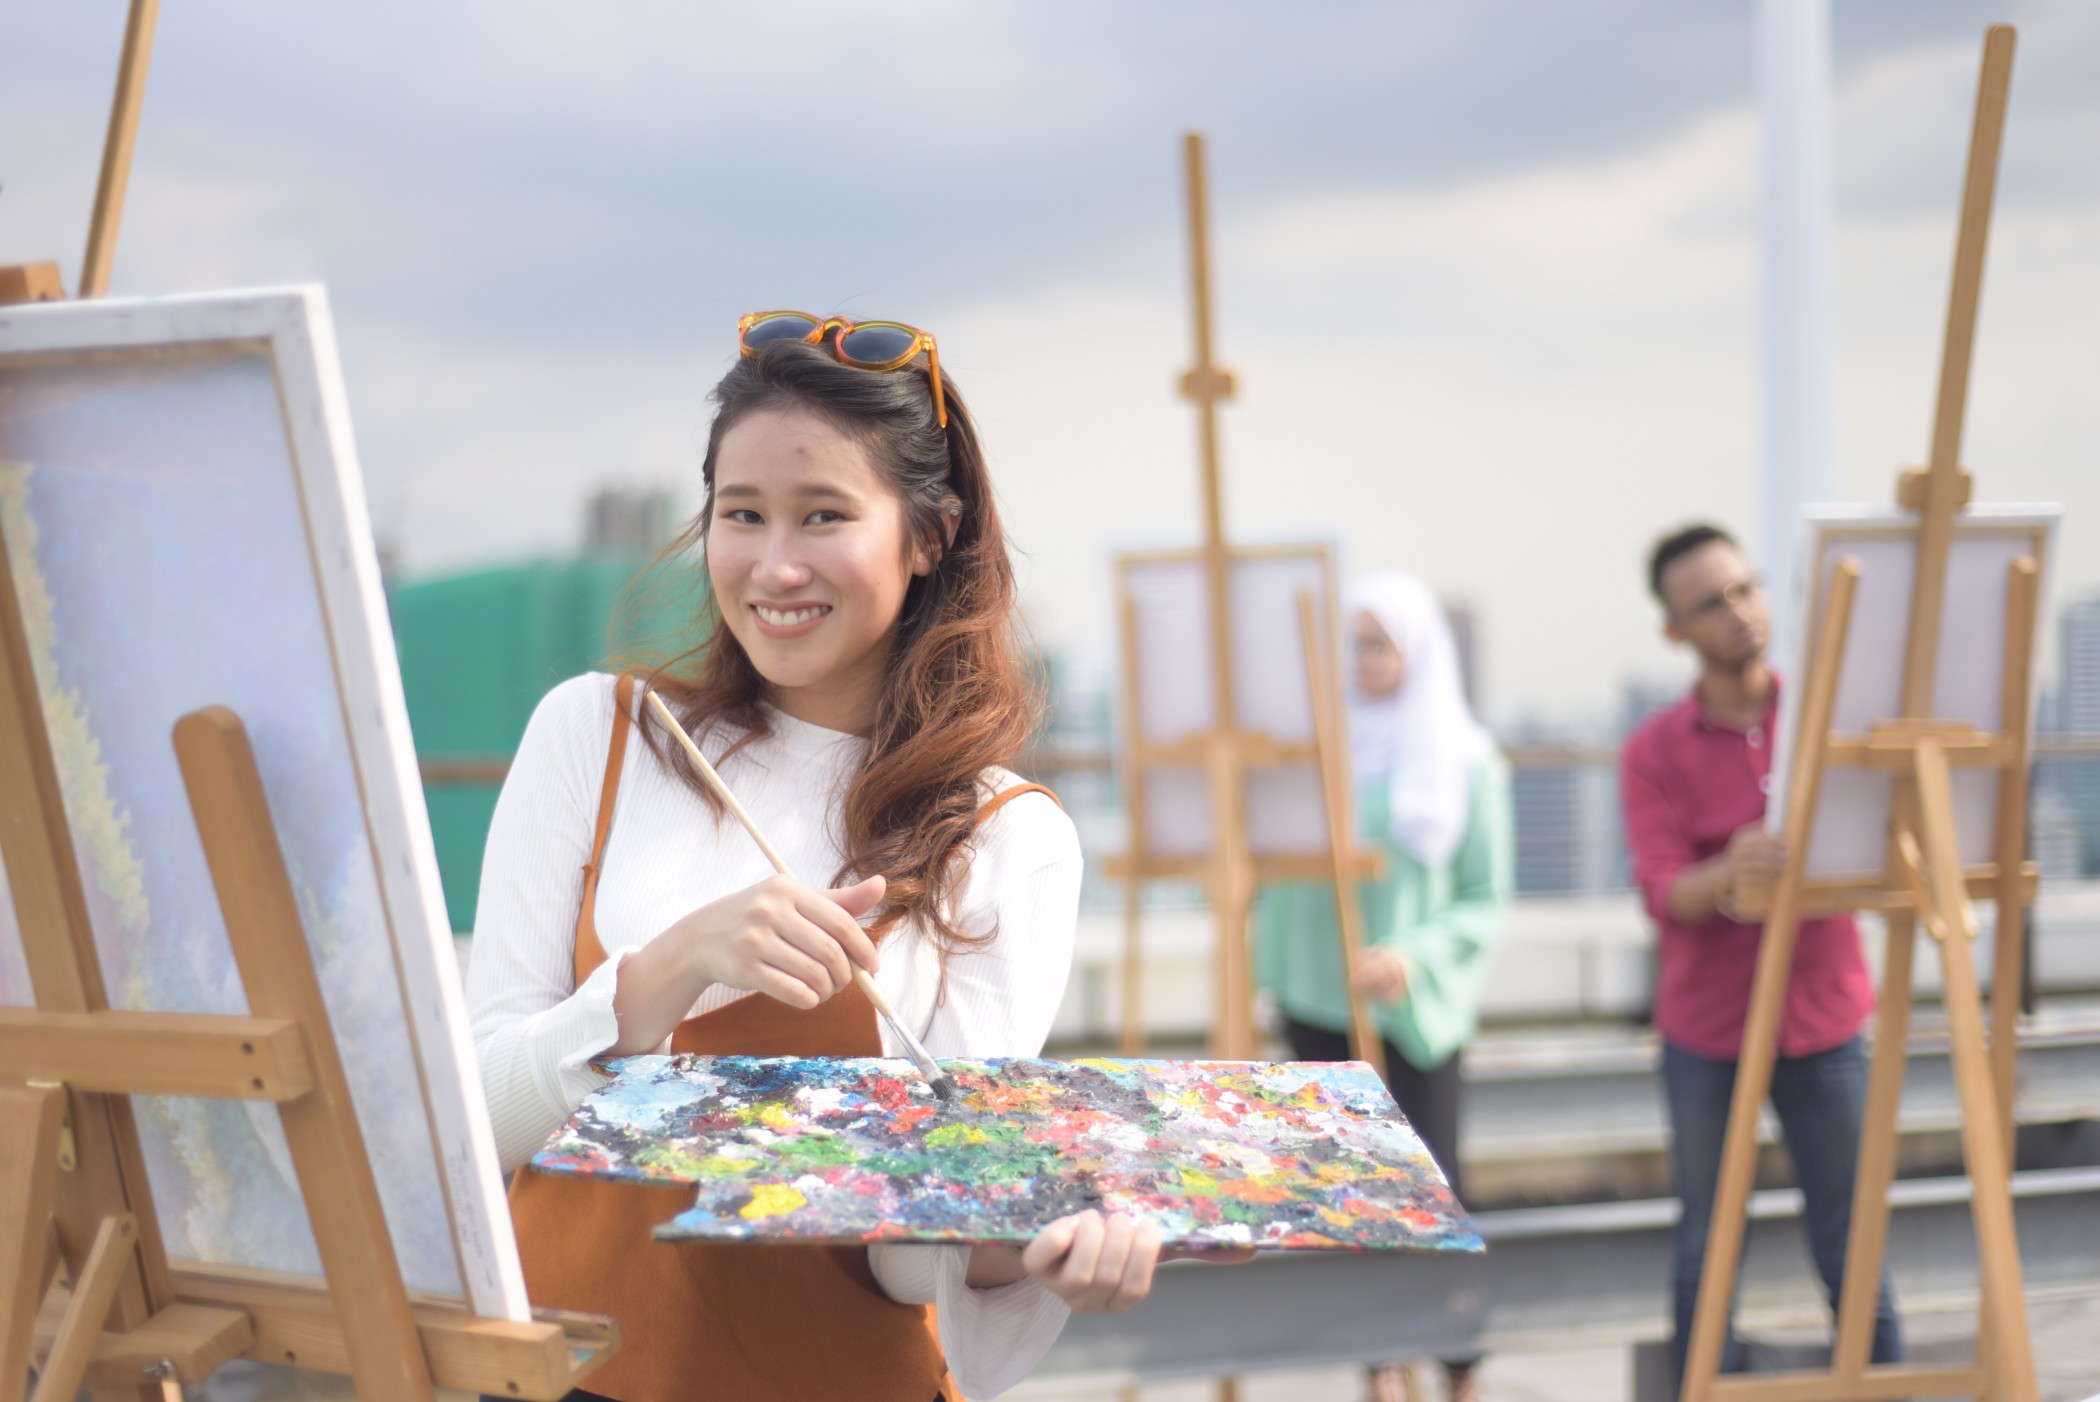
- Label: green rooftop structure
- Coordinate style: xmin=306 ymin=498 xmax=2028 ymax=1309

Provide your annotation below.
xmin=389 ymin=551 xmax=703 ymax=931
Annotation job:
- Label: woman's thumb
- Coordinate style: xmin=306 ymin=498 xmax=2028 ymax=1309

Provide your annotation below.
xmin=829 ymin=873 xmax=886 ymax=917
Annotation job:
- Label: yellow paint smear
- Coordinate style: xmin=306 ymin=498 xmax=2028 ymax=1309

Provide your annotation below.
xmin=739 ymin=1184 xmax=808 ymax=1220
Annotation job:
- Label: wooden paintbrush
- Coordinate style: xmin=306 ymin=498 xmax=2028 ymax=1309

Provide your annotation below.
xmin=643 ymin=690 xmax=961 ymax=1102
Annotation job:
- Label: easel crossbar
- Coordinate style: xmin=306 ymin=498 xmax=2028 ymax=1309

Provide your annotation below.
xmin=1130 ymin=734 xmax=1322 ymax=768
xmin=0 ymin=1010 xmax=314 ymax=1101
xmin=1820 ymin=731 xmax=2013 ymax=771
xmin=1104 ymin=852 xmax=1384 ymax=883
xmin=1709 ymin=1365 xmax=1984 ymax=1402
xmin=171 ymin=1267 xmax=617 ymax=1397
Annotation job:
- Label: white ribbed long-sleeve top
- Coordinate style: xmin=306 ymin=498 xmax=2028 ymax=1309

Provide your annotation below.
xmin=465 ymin=673 xmax=1084 ymax=1399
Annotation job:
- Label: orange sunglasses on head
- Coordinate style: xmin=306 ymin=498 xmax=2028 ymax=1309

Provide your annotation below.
xmin=737 ymin=310 xmax=946 ymax=428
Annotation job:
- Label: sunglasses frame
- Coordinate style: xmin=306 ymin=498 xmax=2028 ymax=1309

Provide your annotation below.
xmin=737 ymin=310 xmax=946 ymax=428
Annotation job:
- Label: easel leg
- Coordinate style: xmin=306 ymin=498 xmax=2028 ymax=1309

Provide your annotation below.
xmin=1297 ymin=587 xmax=1386 ymax=1081
xmin=31 ymin=1212 xmax=137 ymax=1402
xmin=1207 ymin=739 xmax=1256 ymax=1060
xmin=1118 ymin=589 xmax=1149 ymax=1058
xmin=1679 ymin=944 xmax=1784 ymax=1402
xmin=1 ymin=1087 xmax=66 ymax=1402
xmin=1830 ymin=912 xmax=1915 ymax=1378
xmin=1915 ymin=744 xmax=2037 ymax=1402
xmin=1120 ymin=867 xmax=1146 ymax=1056
xmin=174 ymin=711 xmax=435 ymax=1399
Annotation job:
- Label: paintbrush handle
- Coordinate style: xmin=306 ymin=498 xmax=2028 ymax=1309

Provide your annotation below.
xmin=643 ymin=689 xmax=900 ymax=1020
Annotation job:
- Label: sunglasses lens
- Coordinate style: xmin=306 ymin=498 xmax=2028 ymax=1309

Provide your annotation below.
xmin=837 ymin=324 xmax=920 ymax=366
xmin=743 ymin=313 xmax=821 ymax=349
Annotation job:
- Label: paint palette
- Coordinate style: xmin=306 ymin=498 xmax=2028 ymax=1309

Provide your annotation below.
xmin=532 ymin=1055 xmax=1481 ymax=1252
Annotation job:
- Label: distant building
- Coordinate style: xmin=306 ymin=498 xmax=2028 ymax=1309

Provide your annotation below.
xmin=2031 ymin=787 xmax=2083 ymax=884
xmin=1618 ymin=676 xmax=1685 ymax=740
xmin=585 ymin=485 xmax=678 ymax=555
xmin=1595 ymin=676 xmax=1691 ymax=890
xmin=1506 ymin=721 xmax=1622 ymax=894
xmin=1444 ymin=597 xmax=1481 ymax=711
xmin=2058 ymin=595 xmax=2100 ymax=875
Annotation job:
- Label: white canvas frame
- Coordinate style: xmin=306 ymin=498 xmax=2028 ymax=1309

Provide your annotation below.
xmin=1768 ymin=503 xmax=2059 ymax=885
xmin=1117 ymin=543 xmax=1342 ymax=859
xmin=0 ymin=287 xmax=526 ymax=1318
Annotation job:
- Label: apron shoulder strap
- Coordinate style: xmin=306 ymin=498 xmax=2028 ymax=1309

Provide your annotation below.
xmin=574 ymin=674 xmax=638 ymax=983
xmin=972 ymin=780 xmax=1060 ymax=831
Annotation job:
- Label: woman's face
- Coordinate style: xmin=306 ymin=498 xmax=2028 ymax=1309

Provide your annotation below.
xmin=1352 ymin=609 xmax=1407 ymax=700
xmin=707 ymin=406 xmax=932 ymax=731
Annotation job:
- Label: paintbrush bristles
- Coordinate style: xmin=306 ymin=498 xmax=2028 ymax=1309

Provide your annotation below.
xmin=640 ymin=687 xmax=952 ymax=1100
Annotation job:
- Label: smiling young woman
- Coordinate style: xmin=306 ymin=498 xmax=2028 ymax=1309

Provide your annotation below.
xmin=464 ymin=331 xmax=1209 ymax=1402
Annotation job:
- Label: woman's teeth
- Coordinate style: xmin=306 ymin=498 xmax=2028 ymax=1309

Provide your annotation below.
xmin=755 ymin=604 xmax=829 ymax=626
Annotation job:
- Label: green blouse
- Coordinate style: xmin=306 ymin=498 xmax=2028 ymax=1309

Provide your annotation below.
xmin=1253 ymin=755 xmax=1514 ymax=1070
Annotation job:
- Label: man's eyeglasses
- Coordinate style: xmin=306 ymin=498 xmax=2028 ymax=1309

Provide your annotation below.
xmin=1680 ymin=576 xmax=1763 ymax=624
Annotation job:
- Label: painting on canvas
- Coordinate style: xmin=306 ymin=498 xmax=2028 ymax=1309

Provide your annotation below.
xmin=534 ymin=1055 xmax=1481 ymax=1253
xmin=0 ymin=288 xmax=524 ymax=1317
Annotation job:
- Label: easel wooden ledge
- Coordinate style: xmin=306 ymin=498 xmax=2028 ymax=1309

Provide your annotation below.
xmin=1679 ymin=25 xmax=2039 ymax=1402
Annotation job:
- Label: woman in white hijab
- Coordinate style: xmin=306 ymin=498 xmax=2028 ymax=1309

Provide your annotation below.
xmin=1253 ymin=571 xmax=1513 ymax=1402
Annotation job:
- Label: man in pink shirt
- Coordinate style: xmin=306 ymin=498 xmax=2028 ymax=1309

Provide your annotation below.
xmin=1619 ymin=524 xmax=1903 ymax=1389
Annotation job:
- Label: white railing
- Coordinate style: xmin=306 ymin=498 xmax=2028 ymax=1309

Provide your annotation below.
xmin=1051 ymin=881 xmax=2100 ymax=1045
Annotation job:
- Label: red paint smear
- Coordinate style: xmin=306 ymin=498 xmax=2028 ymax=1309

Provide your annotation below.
xmin=887 ymin=1104 xmax=937 ymax=1135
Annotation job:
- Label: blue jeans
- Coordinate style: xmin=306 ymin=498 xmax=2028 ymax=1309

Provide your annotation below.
xmin=1661 ymin=1036 xmax=1904 ymax=1390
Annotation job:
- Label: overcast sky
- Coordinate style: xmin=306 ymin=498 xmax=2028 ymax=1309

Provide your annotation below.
xmin=5 ymin=1 xmax=2096 ymax=724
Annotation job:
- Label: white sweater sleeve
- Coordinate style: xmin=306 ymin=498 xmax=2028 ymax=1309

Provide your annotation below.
xmin=464 ymin=675 xmax=629 ymax=1173
xmin=868 ymin=790 xmax=1084 ymax=1399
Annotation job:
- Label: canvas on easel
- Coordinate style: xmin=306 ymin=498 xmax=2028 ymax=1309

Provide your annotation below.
xmin=1770 ymin=507 xmax=2056 ymax=889
xmin=0 ymin=287 xmax=612 ymax=1397
xmin=1679 ymin=25 xmax=2044 ymax=1402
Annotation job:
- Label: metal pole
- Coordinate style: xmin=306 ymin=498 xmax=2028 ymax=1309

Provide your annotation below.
xmin=1756 ymin=0 xmax=1838 ymax=664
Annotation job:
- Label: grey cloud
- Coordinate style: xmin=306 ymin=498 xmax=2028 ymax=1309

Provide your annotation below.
xmin=8 ymin=0 xmax=2063 ymax=354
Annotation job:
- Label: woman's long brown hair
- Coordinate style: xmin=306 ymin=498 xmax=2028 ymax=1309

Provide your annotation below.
xmin=615 ymin=339 xmax=1043 ymax=956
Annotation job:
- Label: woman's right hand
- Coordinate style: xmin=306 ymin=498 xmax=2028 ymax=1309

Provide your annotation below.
xmin=608 ymin=873 xmax=885 ymax=1054
xmin=682 ymin=872 xmax=885 ymax=1008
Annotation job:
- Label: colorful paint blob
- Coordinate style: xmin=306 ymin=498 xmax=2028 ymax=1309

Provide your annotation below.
xmin=532 ymin=1056 xmax=1481 ymax=1253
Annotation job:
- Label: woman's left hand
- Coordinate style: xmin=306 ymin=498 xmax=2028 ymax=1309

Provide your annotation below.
xmin=964 ymin=1211 xmax=1256 ymax=1310
xmin=1018 ymin=1210 xmax=1159 ymax=1312
xmin=1350 ymin=947 xmax=1410 ymax=1004
xmin=1011 ymin=1211 xmax=1254 ymax=1313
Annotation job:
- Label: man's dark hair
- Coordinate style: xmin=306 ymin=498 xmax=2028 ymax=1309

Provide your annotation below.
xmin=1648 ymin=523 xmax=1735 ymax=603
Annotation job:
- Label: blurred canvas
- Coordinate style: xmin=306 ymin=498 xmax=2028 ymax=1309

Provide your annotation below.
xmin=1118 ymin=544 xmax=1344 ymax=858
xmin=1769 ymin=505 xmax=2058 ymax=881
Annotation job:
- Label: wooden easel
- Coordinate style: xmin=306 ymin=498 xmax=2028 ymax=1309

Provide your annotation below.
xmin=1108 ymin=134 xmax=1384 ymax=1077
xmin=0 ymin=541 xmax=615 ymax=1398
xmin=1681 ymin=26 xmax=2039 ymax=1402
xmin=0 ymin=8 xmax=612 ymax=1395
